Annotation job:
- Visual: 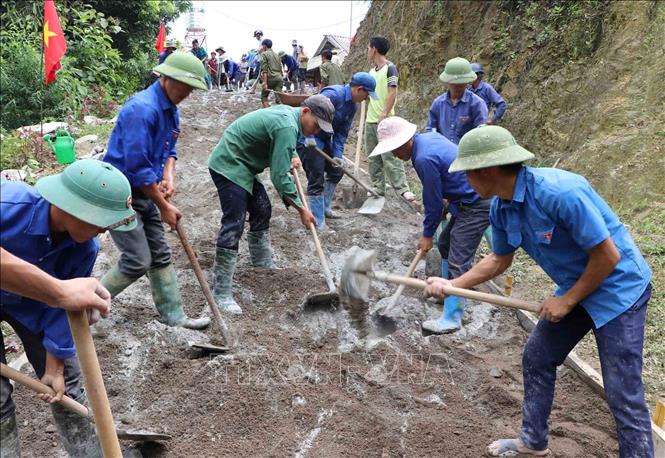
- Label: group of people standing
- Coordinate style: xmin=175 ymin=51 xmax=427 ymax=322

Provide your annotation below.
xmin=0 ymin=27 xmax=656 ymax=458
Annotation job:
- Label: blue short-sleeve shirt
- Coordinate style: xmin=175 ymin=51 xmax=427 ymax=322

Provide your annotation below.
xmin=0 ymin=181 xmax=99 ymax=359
xmin=103 ymin=80 xmax=180 ymax=189
xmin=490 ymin=167 xmax=652 ymax=328
xmin=427 ymin=89 xmax=488 ymax=144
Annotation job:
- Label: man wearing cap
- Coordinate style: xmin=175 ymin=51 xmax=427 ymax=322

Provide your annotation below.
xmin=279 ymin=51 xmax=300 ymax=92
xmin=319 ymin=49 xmax=345 ymax=89
xmin=370 ymin=117 xmax=491 ymax=333
xmin=298 ymin=72 xmax=378 ymax=230
xmin=101 ymin=52 xmax=210 ymax=330
xmin=207 ymin=95 xmax=334 ymax=314
xmin=1 ymin=159 xmax=136 ymax=456
xmin=159 ymin=40 xmax=177 ymax=64
xmin=365 ymin=36 xmax=415 ymax=205
xmin=259 ymin=39 xmax=284 ymax=108
xmin=428 ymin=57 xmax=488 ymax=145
xmin=425 ymin=126 xmax=654 ymax=458
xmin=469 ymin=63 xmax=507 ymax=124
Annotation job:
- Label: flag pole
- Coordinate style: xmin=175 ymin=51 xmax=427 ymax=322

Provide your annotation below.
xmin=40 ymin=1 xmax=46 ymax=155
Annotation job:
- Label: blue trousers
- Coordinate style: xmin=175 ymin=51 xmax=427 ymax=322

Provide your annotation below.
xmin=437 ymin=198 xmax=491 ymax=279
xmin=210 ymin=169 xmax=271 ymax=251
xmin=521 ymin=284 xmax=654 ymax=457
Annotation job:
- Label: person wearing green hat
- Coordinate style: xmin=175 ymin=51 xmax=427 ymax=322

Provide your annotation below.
xmin=427 ymin=57 xmax=488 ymax=145
xmin=1 ymin=159 xmax=136 ymax=457
xmin=101 ymin=51 xmax=210 ymax=331
xmin=207 ymin=95 xmax=334 ymax=314
xmin=425 ymin=125 xmax=654 ymax=457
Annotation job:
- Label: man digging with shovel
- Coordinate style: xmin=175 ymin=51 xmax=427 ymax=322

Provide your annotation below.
xmin=101 ymin=52 xmax=210 ymax=330
xmin=425 ymin=125 xmax=654 ymax=457
xmin=370 ymin=117 xmax=490 ymax=333
xmin=207 ymin=95 xmax=334 ymax=314
xmin=1 ymin=160 xmax=136 ymax=457
xmin=297 ymin=72 xmax=378 ymax=230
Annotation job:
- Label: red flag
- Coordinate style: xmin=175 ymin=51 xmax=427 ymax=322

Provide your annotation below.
xmin=43 ymin=0 xmax=67 ymax=85
xmin=155 ymin=20 xmax=166 ymax=54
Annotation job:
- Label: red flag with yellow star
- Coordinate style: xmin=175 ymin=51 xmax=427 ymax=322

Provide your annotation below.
xmin=43 ymin=0 xmax=67 ymax=85
xmin=155 ymin=19 xmax=166 ymax=54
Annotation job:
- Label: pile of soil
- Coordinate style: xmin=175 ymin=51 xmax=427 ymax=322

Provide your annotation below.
xmin=11 ymin=91 xmax=619 ymax=457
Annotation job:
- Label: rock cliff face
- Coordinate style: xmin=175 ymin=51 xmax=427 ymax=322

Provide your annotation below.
xmin=345 ymin=0 xmax=664 ymax=208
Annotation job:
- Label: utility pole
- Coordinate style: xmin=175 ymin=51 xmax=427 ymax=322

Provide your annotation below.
xmin=349 ymin=1 xmax=353 ymax=38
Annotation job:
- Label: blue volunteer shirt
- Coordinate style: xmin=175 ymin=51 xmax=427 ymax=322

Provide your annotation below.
xmin=297 ymin=84 xmax=356 ymax=158
xmin=224 ymin=59 xmax=241 ymax=78
xmin=191 ymin=47 xmax=207 ymax=61
xmin=282 ymin=54 xmax=299 ymax=72
xmin=427 ymin=89 xmax=488 ymax=144
xmin=0 ymin=181 xmax=99 ymax=360
xmin=491 ymin=167 xmax=652 ymax=328
xmin=411 ymin=132 xmax=480 ymax=237
xmin=158 ymin=50 xmax=171 ymax=64
xmin=103 ymin=80 xmax=180 ymax=189
xmin=470 ymin=81 xmax=507 ymax=122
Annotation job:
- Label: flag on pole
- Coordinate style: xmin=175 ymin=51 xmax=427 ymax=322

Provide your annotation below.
xmin=43 ymin=0 xmax=67 ymax=85
xmin=155 ymin=19 xmax=166 ymax=54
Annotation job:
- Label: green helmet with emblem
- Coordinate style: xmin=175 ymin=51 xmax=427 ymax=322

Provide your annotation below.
xmin=278 ymin=51 xmax=286 ymax=57
xmin=152 ymin=51 xmax=208 ymax=90
xmin=36 ymin=159 xmax=137 ymax=231
xmin=439 ymin=57 xmax=478 ymax=84
xmin=449 ymin=125 xmax=535 ymax=172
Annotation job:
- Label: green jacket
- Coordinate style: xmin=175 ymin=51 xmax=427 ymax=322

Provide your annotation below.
xmin=320 ymin=61 xmax=344 ymax=86
xmin=259 ymin=50 xmax=283 ymax=81
xmin=208 ymin=105 xmax=303 ymax=208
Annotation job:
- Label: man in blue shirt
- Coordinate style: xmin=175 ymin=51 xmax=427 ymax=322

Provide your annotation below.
xmin=1 ymin=159 xmax=136 ymax=456
xmin=469 ymin=63 xmax=507 ymax=124
xmin=279 ymin=51 xmax=300 ymax=92
xmin=158 ymin=40 xmax=177 ymax=64
xmin=426 ymin=125 xmax=654 ymax=458
xmin=102 ymin=52 xmax=210 ymax=330
xmin=427 ymin=57 xmax=487 ymax=144
xmin=370 ymin=117 xmax=491 ymax=333
xmin=298 ymin=72 xmax=378 ymax=229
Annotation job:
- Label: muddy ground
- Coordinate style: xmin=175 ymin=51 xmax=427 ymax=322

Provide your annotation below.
xmin=11 ymin=91 xmax=620 ymax=457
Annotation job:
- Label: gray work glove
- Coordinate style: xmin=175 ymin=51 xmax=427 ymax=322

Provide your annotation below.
xmin=331 ymin=157 xmax=344 ymax=169
xmin=303 ymin=137 xmax=317 ymax=150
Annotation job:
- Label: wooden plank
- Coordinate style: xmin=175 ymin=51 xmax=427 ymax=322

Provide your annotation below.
xmin=653 ymin=422 xmax=665 ymax=457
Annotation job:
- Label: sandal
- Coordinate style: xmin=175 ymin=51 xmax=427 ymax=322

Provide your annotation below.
xmin=401 ymin=191 xmax=416 ymax=202
xmin=486 ymin=439 xmax=551 ymax=457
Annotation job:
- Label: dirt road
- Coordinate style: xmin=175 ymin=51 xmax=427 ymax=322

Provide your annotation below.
xmin=12 ymin=91 xmax=619 ymax=457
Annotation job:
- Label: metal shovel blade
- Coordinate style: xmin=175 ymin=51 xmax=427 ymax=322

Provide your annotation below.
xmin=116 ymin=428 xmax=172 ymax=442
xmin=339 ymin=247 xmax=377 ymax=301
xmin=300 ymin=291 xmax=340 ymax=312
xmin=357 ymin=196 xmax=385 ymax=215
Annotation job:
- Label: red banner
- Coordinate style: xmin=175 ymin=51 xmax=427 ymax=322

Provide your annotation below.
xmin=155 ymin=20 xmax=166 ymax=54
xmin=43 ymin=0 xmax=67 ymax=85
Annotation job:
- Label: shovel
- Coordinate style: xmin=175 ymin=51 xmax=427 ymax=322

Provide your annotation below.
xmin=303 ymin=139 xmax=385 ymax=215
xmin=176 ymin=221 xmax=234 ymax=351
xmin=291 ymin=168 xmax=340 ymax=311
xmin=371 ymin=249 xmax=425 ymax=316
xmin=0 ymin=363 xmax=171 ymax=442
xmin=352 ymin=101 xmax=367 ymax=203
xmin=339 ymin=247 xmax=541 ymax=313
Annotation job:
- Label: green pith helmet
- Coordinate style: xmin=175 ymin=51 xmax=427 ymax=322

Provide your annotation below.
xmin=278 ymin=51 xmax=286 ymax=57
xmin=449 ymin=125 xmax=535 ymax=172
xmin=439 ymin=57 xmax=478 ymax=84
xmin=152 ymin=51 xmax=208 ymax=90
xmin=36 ymin=159 xmax=137 ymax=231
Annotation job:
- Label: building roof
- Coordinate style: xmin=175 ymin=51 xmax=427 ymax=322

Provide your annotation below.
xmin=307 ymin=34 xmax=351 ymax=71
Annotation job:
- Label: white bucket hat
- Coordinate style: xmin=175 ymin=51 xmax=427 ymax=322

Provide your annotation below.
xmin=369 ymin=117 xmax=418 ymax=157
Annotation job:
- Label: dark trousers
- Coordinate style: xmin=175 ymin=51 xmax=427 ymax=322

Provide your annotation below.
xmin=437 ymin=198 xmax=491 ymax=279
xmin=210 ymin=169 xmax=271 ymax=251
xmin=0 ymin=311 xmax=82 ymax=420
xmin=296 ymin=144 xmax=344 ymax=196
xmin=521 ymin=284 xmax=654 ymax=457
xmin=109 ymin=195 xmax=171 ymax=278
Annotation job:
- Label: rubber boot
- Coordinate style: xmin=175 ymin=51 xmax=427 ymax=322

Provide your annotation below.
xmin=323 ymin=181 xmax=340 ymax=219
xmin=212 ymin=247 xmax=242 ymax=314
xmin=51 ymin=391 xmax=103 ymax=458
xmin=146 ymin=264 xmax=210 ymax=329
xmin=308 ymin=194 xmax=327 ymax=230
xmin=0 ymin=413 xmax=21 ymax=458
xmin=483 ymin=226 xmax=493 ymax=251
xmin=422 ymin=295 xmax=464 ymax=334
xmin=100 ymin=264 xmax=139 ymax=298
xmin=441 ymin=259 xmax=449 ymax=279
xmin=248 ymin=230 xmax=276 ymax=268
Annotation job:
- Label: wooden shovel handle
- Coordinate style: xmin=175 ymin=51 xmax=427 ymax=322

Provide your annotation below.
xmin=354 ymin=101 xmax=366 ymax=175
xmin=0 ymin=363 xmax=89 ymax=418
xmin=309 ymin=144 xmax=378 ymax=197
xmin=370 ymin=271 xmax=542 ymax=313
xmin=291 ymin=169 xmax=336 ymax=292
xmin=66 ymin=311 xmax=122 ymax=457
xmin=388 ymin=249 xmax=424 ymax=297
xmin=176 ymin=221 xmax=233 ymax=346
